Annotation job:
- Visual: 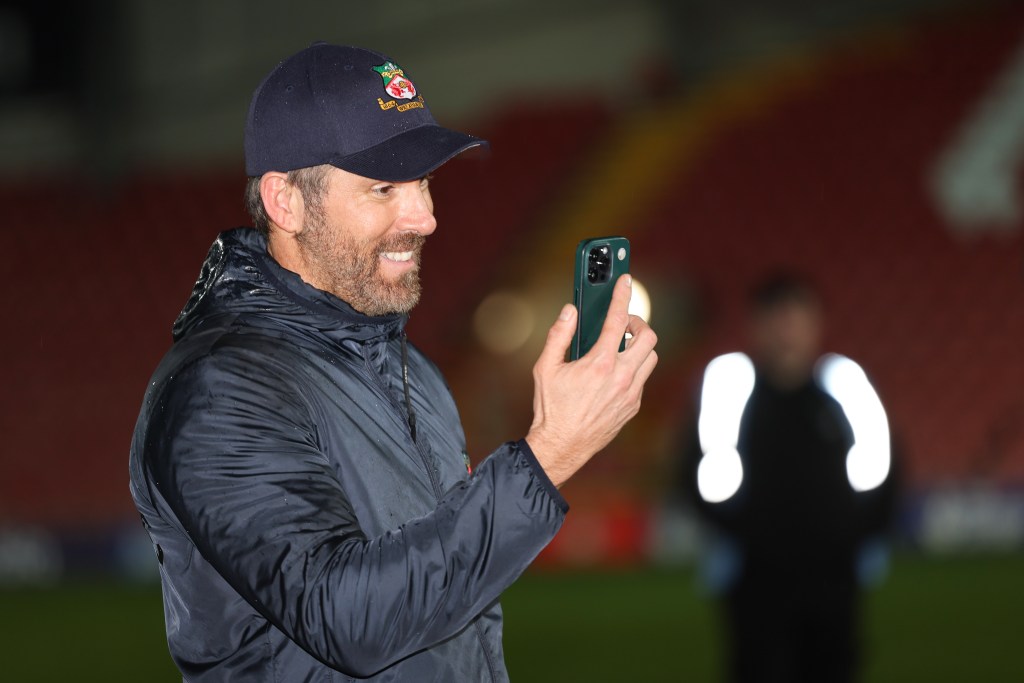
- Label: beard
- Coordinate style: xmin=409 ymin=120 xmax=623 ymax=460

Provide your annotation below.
xmin=297 ymin=210 xmax=426 ymax=317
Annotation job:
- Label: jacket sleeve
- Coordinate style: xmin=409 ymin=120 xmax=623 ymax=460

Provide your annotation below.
xmin=675 ymin=416 xmax=746 ymax=536
xmin=143 ymin=346 xmax=567 ymax=677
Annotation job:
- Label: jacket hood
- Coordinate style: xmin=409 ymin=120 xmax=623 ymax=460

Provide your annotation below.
xmin=172 ymin=227 xmax=407 ymax=344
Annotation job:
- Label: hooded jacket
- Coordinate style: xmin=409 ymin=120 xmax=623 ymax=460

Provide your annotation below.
xmin=129 ymin=228 xmax=568 ymax=682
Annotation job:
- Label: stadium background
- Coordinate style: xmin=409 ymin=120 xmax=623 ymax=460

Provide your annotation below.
xmin=1 ymin=0 xmax=1022 ymax=679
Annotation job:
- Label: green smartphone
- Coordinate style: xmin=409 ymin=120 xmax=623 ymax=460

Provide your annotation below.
xmin=570 ymin=236 xmax=630 ymax=360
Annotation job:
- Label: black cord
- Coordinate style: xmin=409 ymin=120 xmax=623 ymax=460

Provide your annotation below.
xmin=401 ymin=331 xmax=417 ymax=442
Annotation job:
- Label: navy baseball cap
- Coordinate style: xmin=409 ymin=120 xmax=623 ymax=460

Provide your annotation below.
xmin=244 ymin=42 xmax=487 ymax=181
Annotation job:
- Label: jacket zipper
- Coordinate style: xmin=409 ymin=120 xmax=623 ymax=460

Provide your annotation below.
xmin=359 ymin=341 xmax=499 ymax=682
xmin=359 ymin=345 xmax=443 ymax=498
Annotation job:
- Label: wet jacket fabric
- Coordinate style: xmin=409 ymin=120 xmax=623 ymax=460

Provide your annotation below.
xmin=129 ymin=227 xmax=568 ymax=682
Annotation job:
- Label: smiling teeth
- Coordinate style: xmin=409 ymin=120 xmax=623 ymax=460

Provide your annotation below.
xmin=382 ymin=251 xmax=414 ymax=262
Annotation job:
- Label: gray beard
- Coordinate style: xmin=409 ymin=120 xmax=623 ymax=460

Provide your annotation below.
xmin=298 ymin=216 xmax=425 ymax=317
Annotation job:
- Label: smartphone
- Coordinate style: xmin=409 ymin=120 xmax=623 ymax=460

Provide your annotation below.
xmin=570 ymin=236 xmax=630 ymax=360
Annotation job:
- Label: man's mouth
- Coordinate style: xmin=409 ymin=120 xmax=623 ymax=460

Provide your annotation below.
xmin=380 ymin=251 xmax=415 ymax=263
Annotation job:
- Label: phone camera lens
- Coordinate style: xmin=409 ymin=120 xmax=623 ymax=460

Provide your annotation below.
xmin=586 ymin=245 xmax=612 ymax=284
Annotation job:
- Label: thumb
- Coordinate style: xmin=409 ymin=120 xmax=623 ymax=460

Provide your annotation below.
xmin=536 ymin=304 xmax=577 ymax=369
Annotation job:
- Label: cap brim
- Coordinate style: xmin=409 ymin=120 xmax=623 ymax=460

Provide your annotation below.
xmin=330 ymin=125 xmax=488 ymax=182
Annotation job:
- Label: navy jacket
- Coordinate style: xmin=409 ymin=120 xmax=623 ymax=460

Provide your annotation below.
xmin=129 ymin=228 xmax=567 ymax=681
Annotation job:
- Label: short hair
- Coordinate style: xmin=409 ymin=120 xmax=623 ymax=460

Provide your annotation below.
xmin=749 ymin=271 xmax=821 ymax=312
xmin=244 ymin=165 xmax=332 ymax=238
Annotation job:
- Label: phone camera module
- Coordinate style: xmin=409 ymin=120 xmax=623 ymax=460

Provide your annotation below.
xmin=586 ymin=246 xmax=612 ymax=284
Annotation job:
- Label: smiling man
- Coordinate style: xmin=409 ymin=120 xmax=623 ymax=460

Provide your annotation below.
xmin=258 ymin=166 xmax=433 ymax=316
xmin=129 ymin=43 xmax=657 ymax=682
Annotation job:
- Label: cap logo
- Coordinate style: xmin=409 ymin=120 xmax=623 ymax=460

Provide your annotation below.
xmin=372 ymin=61 xmax=424 ymax=112
xmin=373 ymin=61 xmax=417 ymax=100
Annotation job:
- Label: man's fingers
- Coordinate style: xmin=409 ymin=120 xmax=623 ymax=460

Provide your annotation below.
xmin=592 ymin=274 xmax=633 ymax=354
xmin=622 ymin=314 xmax=657 ymax=358
xmin=536 ymin=303 xmax=577 ymax=370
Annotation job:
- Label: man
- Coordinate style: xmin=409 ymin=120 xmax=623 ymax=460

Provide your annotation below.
xmin=129 ymin=42 xmax=657 ymax=682
xmin=679 ymin=273 xmax=896 ymax=683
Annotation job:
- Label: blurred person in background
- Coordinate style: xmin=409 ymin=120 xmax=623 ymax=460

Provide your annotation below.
xmin=676 ymin=272 xmax=897 ymax=683
xmin=128 ymin=42 xmax=657 ymax=682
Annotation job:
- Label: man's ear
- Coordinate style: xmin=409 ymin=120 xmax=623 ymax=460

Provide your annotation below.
xmin=260 ymin=172 xmax=304 ymax=236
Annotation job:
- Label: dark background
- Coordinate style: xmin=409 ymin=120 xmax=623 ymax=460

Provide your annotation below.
xmin=1 ymin=0 xmax=1022 ymax=679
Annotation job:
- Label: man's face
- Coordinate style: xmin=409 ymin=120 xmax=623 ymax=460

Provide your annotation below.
xmin=297 ymin=167 xmax=437 ymax=316
xmin=751 ymin=298 xmax=823 ymax=385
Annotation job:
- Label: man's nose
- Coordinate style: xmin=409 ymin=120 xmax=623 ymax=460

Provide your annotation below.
xmin=396 ymin=184 xmax=437 ymax=235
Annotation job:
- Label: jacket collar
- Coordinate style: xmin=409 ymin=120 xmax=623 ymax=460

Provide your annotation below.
xmin=173 ymin=227 xmax=407 ymax=345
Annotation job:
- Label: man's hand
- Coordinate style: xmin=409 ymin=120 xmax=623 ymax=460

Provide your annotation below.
xmin=525 ymin=274 xmax=658 ymax=488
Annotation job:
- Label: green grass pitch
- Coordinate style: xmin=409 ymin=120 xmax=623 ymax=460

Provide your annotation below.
xmin=2 ymin=553 xmax=1021 ymax=681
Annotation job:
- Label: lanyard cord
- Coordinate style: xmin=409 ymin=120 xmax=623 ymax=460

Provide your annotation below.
xmin=400 ymin=331 xmax=417 ymax=442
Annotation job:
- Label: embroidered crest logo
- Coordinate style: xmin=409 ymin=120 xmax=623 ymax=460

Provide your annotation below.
xmin=372 ymin=61 xmax=417 ymax=100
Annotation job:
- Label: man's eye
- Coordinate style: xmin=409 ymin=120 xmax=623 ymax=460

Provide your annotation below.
xmin=371 ymin=184 xmax=394 ymax=198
